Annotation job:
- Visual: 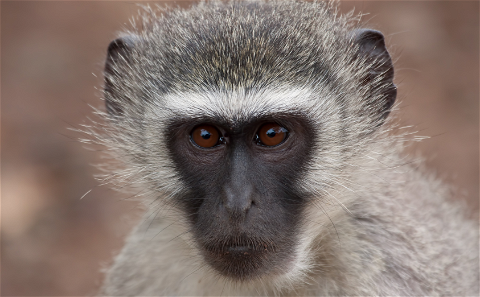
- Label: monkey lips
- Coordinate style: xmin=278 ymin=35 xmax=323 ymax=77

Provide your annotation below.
xmin=200 ymin=236 xmax=292 ymax=281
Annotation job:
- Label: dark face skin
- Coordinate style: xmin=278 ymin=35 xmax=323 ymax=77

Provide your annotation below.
xmin=166 ymin=113 xmax=315 ymax=280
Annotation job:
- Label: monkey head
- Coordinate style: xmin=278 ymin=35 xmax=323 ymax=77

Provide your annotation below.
xmin=101 ymin=1 xmax=396 ymax=284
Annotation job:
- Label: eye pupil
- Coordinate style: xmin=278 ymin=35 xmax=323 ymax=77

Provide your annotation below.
xmin=266 ymin=129 xmax=276 ymax=138
xmin=201 ymin=130 xmax=211 ymax=139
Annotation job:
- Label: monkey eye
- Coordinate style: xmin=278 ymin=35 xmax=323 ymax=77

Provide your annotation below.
xmin=191 ymin=125 xmax=223 ymax=148
xmin=255 ymin=123 xmax=288 ymax=147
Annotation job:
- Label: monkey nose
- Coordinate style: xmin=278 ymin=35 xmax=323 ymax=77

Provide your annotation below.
xmin=223 ymin=185 xmax=254 ymax=220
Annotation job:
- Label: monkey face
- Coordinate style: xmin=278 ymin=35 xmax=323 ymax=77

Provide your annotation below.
xmin=166 ymin=113 xmax=315 ymax=280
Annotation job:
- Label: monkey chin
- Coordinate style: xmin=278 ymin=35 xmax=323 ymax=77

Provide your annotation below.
xmin=200 ymin=237 xmax=295 ymax=282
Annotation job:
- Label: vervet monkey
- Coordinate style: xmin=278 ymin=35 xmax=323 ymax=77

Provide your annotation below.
xmin=92 ymin=1 xmax=478 ymax=295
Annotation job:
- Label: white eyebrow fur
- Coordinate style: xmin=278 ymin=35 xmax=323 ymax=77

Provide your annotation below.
xmin=157 ymin=87 xmax=319 ymax=121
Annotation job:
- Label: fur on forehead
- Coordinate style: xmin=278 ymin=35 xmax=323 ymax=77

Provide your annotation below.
xmin=126 ymin=0 xmax=359 ymax=95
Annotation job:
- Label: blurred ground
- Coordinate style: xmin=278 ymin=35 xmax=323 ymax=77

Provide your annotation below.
xmin=2 ymin=1 xmax=478 ymax=296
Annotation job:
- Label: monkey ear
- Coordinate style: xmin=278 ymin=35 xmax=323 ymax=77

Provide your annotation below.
xmin=104 ymin=36 xmax=139 ymax=116
xmin=352 ymin=29 xmax=397 ymax=125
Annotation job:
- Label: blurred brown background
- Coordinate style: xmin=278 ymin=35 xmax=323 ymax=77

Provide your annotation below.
xmin=2 ymin=1 xmax=478 ymax=295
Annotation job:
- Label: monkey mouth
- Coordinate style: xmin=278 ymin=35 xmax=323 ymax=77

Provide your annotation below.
xmin=201 ymin=237 xmax=279 ymax=280
xmin=226 ymin=245 xmax=254 ymax=253
xmin=203 ymin=235 xmax=274 ymax=251
xmin=203 ymin=240 xmax=274 ymax=258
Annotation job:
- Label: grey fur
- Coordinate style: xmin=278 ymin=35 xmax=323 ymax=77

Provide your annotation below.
xmin=87 ymin=1 xmax=479 ymax=295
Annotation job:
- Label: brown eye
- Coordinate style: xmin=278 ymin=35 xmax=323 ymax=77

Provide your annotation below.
xmin=191 ymin=125 xmax=221 ymax=148
xmin=256 ymin=123 xmax=288 ymax=147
